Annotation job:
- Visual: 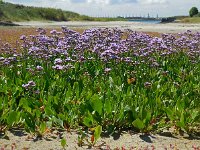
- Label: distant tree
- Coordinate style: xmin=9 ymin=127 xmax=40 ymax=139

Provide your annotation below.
xmin=189 ymin=7 xmax=198 ymax=17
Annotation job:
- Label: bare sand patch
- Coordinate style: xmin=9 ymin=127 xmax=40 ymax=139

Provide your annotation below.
xmin=0 ymin=129 xmax=200 ymax=150
xmin=13 ymin=21 xmax=200 ymax=33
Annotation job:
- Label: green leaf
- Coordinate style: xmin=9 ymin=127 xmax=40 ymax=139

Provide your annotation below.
xmin=165 ymin=107 xmax=174 ymax=121
xmin=177 ymin=111 xmax=185 ymax=129
xmin=132 ymin=118 xmax=145 ymax=130
xmin=22 ymin=113 xmax=35 ymax=131
xmin=19 ymin=98 xmax=32 ymax=113
xmin=35 ymin=109 xmax=42 ymax=118
xmin=176 ymin=99 xmax=185 ymax=111
xmin=44 ymin=80 xmax=50 ymax=92
xmin=39 ymin=122 xmax=46 ymax=134
xmin=73 ymin=82 xmax=79 ymax=98
xmin=52 ymin=116 xmax=63 ymax=127
xmin=191 ymin=110 xmax=200 ymax=122
xmin=83 ymin=118 xmax=92 ymax=127
xmin=45 ymin=106 xmax=54 ymax=115
xmin=46 ymin=121 xmax=53 ymax=128
xmin=83 ymin=112 xmax=93 ymax=127
xmin=90 ymin=94 xmax=103 ymax=115
xmin=94 ymin=125 xmax=102 ymax=142
xmin=61 ymin=138 xmax=67 ymax=148
xmin=144 ymin=111 xmax=151 ymax=125
xmin=104 ymin=99 xmax=112 ymax=114
xmin=7 ymin=111 xmax=20 ymax=126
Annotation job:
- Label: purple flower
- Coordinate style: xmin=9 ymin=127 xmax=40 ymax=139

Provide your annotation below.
xmin=22 ymin=81 xmax=36 ymax=90
xmin=28 ymin=81 xmax=36 ymax=87
xmin=104 ymin=68 xmax=112 ymax=73
xmin=36 ymin=65 xmax=43 ymax=71
xmin=65 ymin=57 xmax=72 ymax=62
xmin=50 ymin=30 xmax=57 ymax=35
xmin=151 ymin=62 xmax=159 ymax=67
xmin=28 ymin=46 xmax=40 ymax=54
xmin=36 ymin=28 xmax=46 ymax=35
xmin=0 ymin=57 xmax=4 ymax=61
xmin=3 ymin=59 xmax=10 ymax=65
xmin=52 ymin=65 xmax=65 ymax=70
xmin=22 ymin=84 xmax=29 ymax=90
xmin=54 ymin=58 xmax=63 ymax=65
xmin=20 ymin=35 xmax=26 ymax=40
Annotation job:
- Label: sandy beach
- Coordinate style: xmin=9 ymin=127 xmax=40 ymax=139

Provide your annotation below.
xmin=14 ymin=21 xmax=200 ymax=33
xmin=0 ymin=129 xmax=200 ymax=150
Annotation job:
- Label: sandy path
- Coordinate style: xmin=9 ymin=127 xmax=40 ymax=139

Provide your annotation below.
xmin=0 ymin=129 xmax=200 ymax=150
xmin=14 ymin=21 xmax=200 ymax=33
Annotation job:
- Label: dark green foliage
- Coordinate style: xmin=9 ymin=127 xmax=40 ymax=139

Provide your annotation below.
xmin=0 ymin=1 xmax=4 ymax=19
xmin=189 ymin=7 xmax=198 ymax=17
xmin=0 ymin=2 xmax=126 ymax=22
xmin=0 ymin=2 xmax=81 ymax=21
xmin=38 ymin=8 xmax=66 ymax=21
xmin=79 ymin=15 xmax=94 ymax=21
xmin=0 ymin=8 xmax=3 ymax=18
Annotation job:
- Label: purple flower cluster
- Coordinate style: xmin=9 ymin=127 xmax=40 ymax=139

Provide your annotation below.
xmin=22 ymin=81 xmax=36 ymax=90
xmin=0 ymin=42 xmax=17 ymax=56
xmin=1 ymin=27 xmax=200 ymax=70
xmin=0 ymin=55 xmax=18 ymax=66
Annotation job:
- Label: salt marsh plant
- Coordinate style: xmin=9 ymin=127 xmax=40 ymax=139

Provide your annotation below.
xmin=0 ymin=28 xmax=200 ymax=137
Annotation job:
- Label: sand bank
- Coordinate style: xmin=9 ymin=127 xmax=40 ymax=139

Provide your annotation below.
xmin=14 ymin=21 xmax=200 ymax=33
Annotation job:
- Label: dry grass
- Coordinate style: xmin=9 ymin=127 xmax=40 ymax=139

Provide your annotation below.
xmin=180 ymin=17 xmax=200 ymax=23
xmin=0 ymin=27 xmax=37 ymax=47
xmin=0 ymin=27 xmax=84 ymax=46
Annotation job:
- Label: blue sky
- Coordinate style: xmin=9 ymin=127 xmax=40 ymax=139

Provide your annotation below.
xmin=4 ymin=0 xmax=200 ymax=17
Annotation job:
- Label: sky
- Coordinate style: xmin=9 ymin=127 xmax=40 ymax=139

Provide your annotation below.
xmin=4 ymin=0 xmax=200 ymax=17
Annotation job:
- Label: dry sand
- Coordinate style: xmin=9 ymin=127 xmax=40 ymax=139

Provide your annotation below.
xmin=0 ymin=128 xmax=200 ymax=150
xmin=14 ymin=21 xmax=200 ymax=33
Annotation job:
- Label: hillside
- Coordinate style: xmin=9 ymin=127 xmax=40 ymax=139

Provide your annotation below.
xmin=0 ymin=1 xmax=127 ymax=22
xmin=0 ymin=1 xmax=91 ymax=22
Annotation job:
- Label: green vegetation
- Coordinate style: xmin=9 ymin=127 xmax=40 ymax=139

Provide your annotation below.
xmin=80 ymin=15 xmax=126 ymax=21
xmin=0 ymin=1 xmax=126 ymax=22
xmin=181 ymin=17 xmax=200 ymax=23
xmin=0 ymin=2 xmax=80 ymax=21
xmin=0 ymin=28 xmax=200 ymax=140
xmin=178 ymin=6 xmax=200 ymax=23
xmin=189 ymin=7 xmax=199 ymax=17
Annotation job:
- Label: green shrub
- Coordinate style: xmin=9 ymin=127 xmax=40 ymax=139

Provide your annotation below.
xmin=189 ymin=7 xmax=198 ymax=17
xmin=80 ymin=15 xmax=94 ymax=21
xmin=0 ymin=2 xmax=81 ymax=21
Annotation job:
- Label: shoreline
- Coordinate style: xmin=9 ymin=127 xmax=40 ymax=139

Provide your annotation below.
xmin=11 ymin=21 xmax=200 ymax=33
